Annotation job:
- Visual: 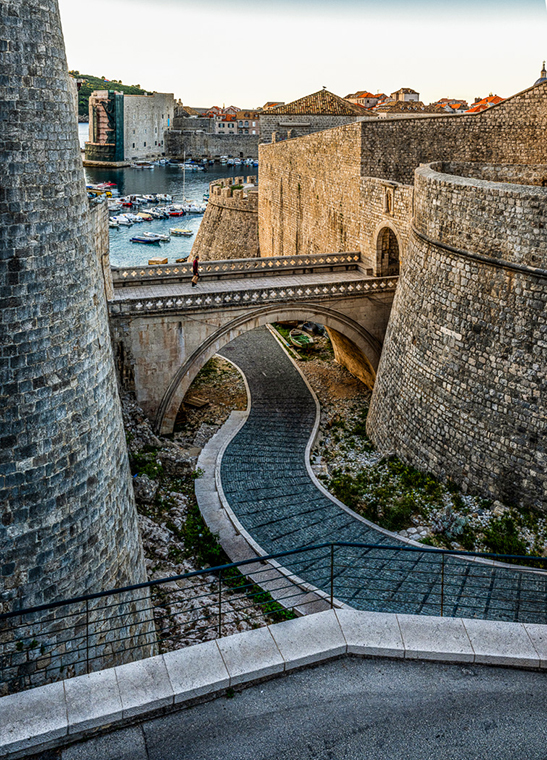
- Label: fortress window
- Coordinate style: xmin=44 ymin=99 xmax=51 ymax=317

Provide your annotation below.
xmin=144 ymin=141 xmax=147 ymax=147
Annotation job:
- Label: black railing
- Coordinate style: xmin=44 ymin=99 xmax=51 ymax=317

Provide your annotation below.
xmin=1 ymin=541 xmax=547 ymax=695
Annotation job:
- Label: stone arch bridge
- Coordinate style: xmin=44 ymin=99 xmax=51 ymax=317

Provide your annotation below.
xmin=108 ymin=253 xmax=398 ymax=433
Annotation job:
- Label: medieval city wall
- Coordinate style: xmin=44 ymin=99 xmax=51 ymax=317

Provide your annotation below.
xmin=258 ymin=84 xmax=547 ymax=264
xmin=124 ymin=92 xmax=174 ymax=161
xmin=260 ymin=113 xmax=368 ymax=143
xmin=191 ymin=180 xmax=260 ymax=260
xmin=367 ymin=162 xmax=547 ymax=511
xmin=0 ymin=0 xmax=152 ymax=691
xmin=258 ymin=122 xmax=364 ymax=259
xmin=166 ymin=130 xmax=260 ymax=159
xmin=358 ymin=84 xmax=547 ymax=184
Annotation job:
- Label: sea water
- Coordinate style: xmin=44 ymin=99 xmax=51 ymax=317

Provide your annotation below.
xmin=79 ymin=124 xmax=255 ymax=268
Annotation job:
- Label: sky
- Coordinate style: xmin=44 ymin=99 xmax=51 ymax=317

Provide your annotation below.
xmin=58 ymin=0 xmax=547 ymax=108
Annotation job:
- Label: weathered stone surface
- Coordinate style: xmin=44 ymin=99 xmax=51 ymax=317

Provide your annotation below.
xmin=0 ymin=0 xmax=151 ymax=691
xmin=368 ymin=162 xmax=547 ymax=510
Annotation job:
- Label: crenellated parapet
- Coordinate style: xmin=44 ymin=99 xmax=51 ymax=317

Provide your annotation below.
xmin=191 ymin=176 xmax=260 ymax=260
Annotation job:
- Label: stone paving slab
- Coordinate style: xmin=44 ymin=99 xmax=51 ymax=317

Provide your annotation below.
xmin=112 ymin=270 xmax=367 ymax=303
xmin=3 ymin=610 xmax=547 ymax=758
xmin=65 ymin=668 xmax=123 ymax=734
xmin=268 ymin=609 xmax=346 ymax=669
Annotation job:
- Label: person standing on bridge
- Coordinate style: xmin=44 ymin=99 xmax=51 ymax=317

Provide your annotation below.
xmin=191 ymin=254 xmax=200 ymax=287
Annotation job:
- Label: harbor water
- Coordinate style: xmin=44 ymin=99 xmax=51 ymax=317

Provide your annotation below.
xmin=79 ymin=124 xmax=255 ymax=268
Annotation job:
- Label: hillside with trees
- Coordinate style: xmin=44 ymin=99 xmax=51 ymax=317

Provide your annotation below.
xmin=70 ymin=71 xmax=149 ymax=118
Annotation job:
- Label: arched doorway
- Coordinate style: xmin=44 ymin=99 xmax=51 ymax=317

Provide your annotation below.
xmin=376 ymin=227 xmax=400 ymax=276
xmin=154 ymin=304 xmax=382 ymax=434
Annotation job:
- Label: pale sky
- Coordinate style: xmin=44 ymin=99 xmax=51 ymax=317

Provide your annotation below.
xmin=58 ymin=0 xmax=547 ymax=107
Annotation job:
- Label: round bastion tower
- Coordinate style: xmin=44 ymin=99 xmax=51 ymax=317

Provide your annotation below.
xmin=0 ymin=0 xmax=150 ymax=674
xmin=368 ymin=161 xmax=547 ymax=511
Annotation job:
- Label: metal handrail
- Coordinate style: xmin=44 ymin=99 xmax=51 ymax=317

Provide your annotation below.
xmin=2 ymin=540 xmax=545 ymax=622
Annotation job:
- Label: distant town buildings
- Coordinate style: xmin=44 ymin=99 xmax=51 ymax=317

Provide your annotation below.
xmin=236 ymin=110 xmax=261 ymax=135
xmin=390 ymin=87 xmax=420 ymax=102
xmin=465 ymin=94 xmax=504 ymax=113
xmin=85 ymin=90 xmax=174 ymax=163
xmin=344 ymin=91 xmax=385 ymax=108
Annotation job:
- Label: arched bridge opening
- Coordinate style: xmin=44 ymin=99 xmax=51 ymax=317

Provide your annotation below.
xmin=154 ymin=304 xmax=382 ymax=435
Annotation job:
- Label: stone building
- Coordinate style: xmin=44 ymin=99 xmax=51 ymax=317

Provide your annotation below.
xmin=344 ymin=91 xmax=384 ymax=108
xmin=258 ymin=82 xmax=547 ymax=511
xmin=390 ymin=87 xmax=420 ymax=102
xmin=259 ymin=89 xmax=375 ymax=143
xmin=1 ymin=0 xmax=152 ymax=689
xmin=85 ymin=90 xmax=174 ymax=163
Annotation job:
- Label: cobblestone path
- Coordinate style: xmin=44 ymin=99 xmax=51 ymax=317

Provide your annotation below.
xmin=219 ymin=328 xmax=547 ymax=624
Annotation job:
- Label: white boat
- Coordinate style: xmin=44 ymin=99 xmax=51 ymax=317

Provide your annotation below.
xmin=124 ymin=213 xmax=144 ymax=223
xmin=156 ymin=193 xmax=172 ymax=202
xmin=142 ymin=231 xmax=170 ymax=242
xmin=185 ymin=203 xmax=207 ymax=214
xmin=170 ymin=228 xmax=194 ymax=237
xmin=109 ymin=219 xmax=120 ymax=229
xmin=111 ymin=215 xmax=133 ymax=226
xmin=143 ymin=195 xmax=157 ymax=203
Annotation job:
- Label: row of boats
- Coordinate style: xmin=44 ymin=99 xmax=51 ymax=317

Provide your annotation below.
xmin=129 ymin=229 xmax=193 ymax=246
xmin=109 ymin=193 xmax=207 ymax=230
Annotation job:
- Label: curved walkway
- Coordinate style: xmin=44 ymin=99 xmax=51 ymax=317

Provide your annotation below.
xmin=219 ymin=328 xmax=547 ymax=623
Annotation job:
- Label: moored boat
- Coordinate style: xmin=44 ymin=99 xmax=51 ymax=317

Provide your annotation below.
xmin=111 ymin=214 xmax=133 ymax=226
xmin=142 ymin=231 xmax=170 ymax=242
xmin=130 ymin=235 xmax=162 ymax=244
xmin=289 ymin=329 xmax=315 ymax=349
xmin=170 ymin=228 xmax=194 ymax=237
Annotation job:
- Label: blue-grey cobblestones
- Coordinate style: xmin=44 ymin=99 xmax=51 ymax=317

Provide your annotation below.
xmin=219 ymin=328 xmax=547 ymax=624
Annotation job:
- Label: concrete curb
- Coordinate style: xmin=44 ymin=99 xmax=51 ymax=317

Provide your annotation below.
xmin=2 ymin=609 xmax=547 ymax=759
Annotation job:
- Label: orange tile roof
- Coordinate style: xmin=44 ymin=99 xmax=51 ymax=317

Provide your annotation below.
xmin=267 ymin=89 xmax=373 ymax=117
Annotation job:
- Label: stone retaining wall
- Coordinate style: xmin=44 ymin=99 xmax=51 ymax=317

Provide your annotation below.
xmin=367 ymin=162 xmax=547 ymax=511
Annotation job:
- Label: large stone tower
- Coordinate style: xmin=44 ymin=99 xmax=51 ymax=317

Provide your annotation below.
xmin=0 ymin=0 xmax=148 ymax=657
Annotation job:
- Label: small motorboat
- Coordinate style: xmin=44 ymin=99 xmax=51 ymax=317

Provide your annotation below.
xmin=289 ymin=329 xmax=315 ymax=350
xmin=156 ymin=193 xmax=172 ymax=202
xmin=109 ymin=219 xmax=120 ymax=229
xmin=167 ymin=206 xmax=185 ymax=216
xmin=137 ymin=212 xmax=154 ymax=221
xmin=185 ymin=203 xmax=206 ymax=214
xmin=124 ymin=213 xmax=144 ymax=223
xmin=143 ymin=194 xmax=157 ymax=203
xmin=170 ymin=228 xmax=194 ymax=237
xmin=130 ymin=235 xmax=162 ymax=244
xmin=142 ymin=231 xmax=170 ymax=242
xmin=111 ymin=215 xmax=133 ymax=226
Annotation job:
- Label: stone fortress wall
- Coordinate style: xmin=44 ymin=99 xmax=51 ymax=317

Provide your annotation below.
xmin=0 ymin=0 xmax=152 ymax=688
xmin=258 ymin=83 xmax=547 ymax=510
xmin=368 ymin=161 xmax=547 ymax=510
xmin=166 ymin=130 xmax=260 ymax=160
xmin=124 ymin=92 xmax=174 ymax=161
xmin=260 ymin=112 xmax=371 ymax=143
xmin=191 ymin=176 xmax=259 ymax=260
